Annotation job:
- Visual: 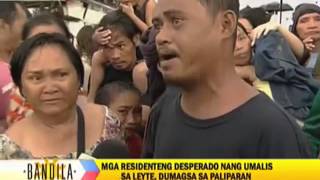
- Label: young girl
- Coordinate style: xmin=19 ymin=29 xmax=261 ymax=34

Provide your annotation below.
xmin=95 ymin=81 xmax=144 ymax=158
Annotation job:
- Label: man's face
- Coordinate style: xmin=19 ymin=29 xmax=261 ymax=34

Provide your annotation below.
xmin=102 ymin=29 xmax=136 ymax=71
xmin=296 ymin=12 xmax=320 ymax=41
xmin=153 ymin=0 xmax=223 ymax=86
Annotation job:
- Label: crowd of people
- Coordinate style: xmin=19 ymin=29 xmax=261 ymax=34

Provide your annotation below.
xmin=0 ymin=0 xmax=320 ymax=159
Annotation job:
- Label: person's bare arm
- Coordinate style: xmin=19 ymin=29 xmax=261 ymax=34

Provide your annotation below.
xmin=145 ymin=0 xmax=156 ymax=26
xmin=252 ymin=21 xmax=306 ymax=64
xmin=120 ymin=3 xmax=149 ymax=32
xmin=87 ymin=50 xmax=108 ymax=102
xmin=278 ymin=25 xmax=306 ymax=62
xmin=88 ymin=28 xmax=112 ymax=102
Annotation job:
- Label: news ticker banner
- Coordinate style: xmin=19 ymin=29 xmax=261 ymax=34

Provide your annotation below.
xmin=0 ymin=160 xmax=319 ymax=180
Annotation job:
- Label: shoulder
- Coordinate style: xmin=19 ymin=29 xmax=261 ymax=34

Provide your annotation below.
xmin=246 ymin=93 xmax=293 ymax=122
xmin=133 ymin=61 xmax=148 ymax=80
xmin=83 ymin=103 xmax=117 ymax=121
xmin=243 ymin=94 xmax=312 ymax=157
xmin=5 ymin=118 xmax=29 ymax=143
xmin=82 ymin=103 xmax=106 ymax=125
xmin=83 ymin=103 xmax=121 ymax=138
xmin=133 ymin=61 xmax=148 ymax=74
xmin=146 ymin=0 xmax=156 ymax=8
xmin=237 ymin=93 xmax=300 ymax=132
xmin=83 ymin=102 xmax=103 ymax=114
xmin=149 ymin=86 xmax=180 ymax=117
xmin=249 ymin=93 xmax=307 ymax=141
xmin=0 ymin=131 xmax=31 ymax=160
xmin=133 ymin=61 xmax=148 ymax=93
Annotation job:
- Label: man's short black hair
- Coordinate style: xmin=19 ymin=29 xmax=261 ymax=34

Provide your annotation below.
xmin=200 ymin=0 xmax=239 ymax=46
xmin=200 ymin=0 xmax=239 ymax=17
xmin=10 ymin=33 xmax=84 ymax=89
xmin=0 ymin=2 xmax=20 ymax=25
xmin=98 ymin=10 xmax=139 ymax=40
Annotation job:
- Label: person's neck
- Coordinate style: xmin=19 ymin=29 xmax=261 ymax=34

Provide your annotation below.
xmin=30 ymin=107 xmax=78 ymax=133
xmin=180 ymin=65 xmax=258 ymax=120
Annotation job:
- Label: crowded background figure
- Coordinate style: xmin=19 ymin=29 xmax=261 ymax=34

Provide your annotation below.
xmin=0 ymin=2 xmax=28 ymax=132
xmin=95 ymin=81 xmax=144 ymax=158
xmin=0 ymin=0 xmax=320 ymax=159
xmin=0 ymin=33 xmax=121 ymax=159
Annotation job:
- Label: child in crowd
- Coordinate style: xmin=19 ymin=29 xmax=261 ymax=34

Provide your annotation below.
xmin=95 ymin=81 xmax=144 ymax=158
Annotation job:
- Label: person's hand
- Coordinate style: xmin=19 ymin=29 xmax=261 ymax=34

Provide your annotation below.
xmin=303 ymin=37 xmax=316 ymax=52
xmin=120 ymin=3 xmax=135 ymax=17
xmin=92 ymin=27 xmax=112 ymax=46
xmin=251 ymin=21 xmax=280 ymax=46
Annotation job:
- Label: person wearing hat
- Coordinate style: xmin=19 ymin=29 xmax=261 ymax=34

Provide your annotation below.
xmin=291 ymin=3 xmax=320 ymax=76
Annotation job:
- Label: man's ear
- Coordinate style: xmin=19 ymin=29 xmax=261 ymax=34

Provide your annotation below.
xmin=220 ymin=10 xmax=237 ymax=39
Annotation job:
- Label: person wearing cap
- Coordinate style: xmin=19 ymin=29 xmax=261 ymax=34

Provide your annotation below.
xmin=291 ymin=3 xmax=320 ymax=76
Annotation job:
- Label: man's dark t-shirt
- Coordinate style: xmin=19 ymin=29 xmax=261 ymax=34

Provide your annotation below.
xmin=142 ymin=88 xmax=312 ymax=158
xmin=101 ymin=65 xmax=133 ymax=86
